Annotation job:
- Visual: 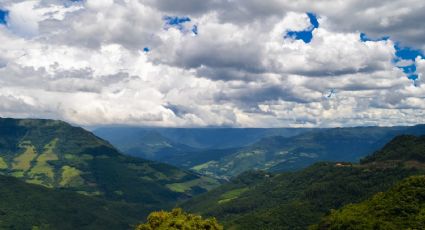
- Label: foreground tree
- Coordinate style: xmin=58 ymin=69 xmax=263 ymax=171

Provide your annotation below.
xmin=135 ymin=208 xmax=223 ymax=230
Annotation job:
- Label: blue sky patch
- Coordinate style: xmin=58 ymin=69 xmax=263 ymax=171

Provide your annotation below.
xmin=359 ymin=33 xmax=389 ymax=42
xmin=163 ymin=16 xmax=191 ymax=31
xmin=394 ymin=43 xmax=424 ymax=84
xmin=143 ymin=47 xmax=150 ymax=53
xmin=307 ymin=12 xmax=319 ymax=29
xmin=394 ymin=43 xmax=425 ymax=61
xmin=284 ymin=12 xmax=319 ymax=43
xmin=360 ymin=33 xmax=424 ymax=86
xmin=0 ymin=9 xmax=8 ymax=25
xmin=192 ymin=25 xmax=198 ymax=36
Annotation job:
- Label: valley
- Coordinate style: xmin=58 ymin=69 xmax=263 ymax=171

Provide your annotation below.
xmin=96 ymin=125 xmax=425 ymax=180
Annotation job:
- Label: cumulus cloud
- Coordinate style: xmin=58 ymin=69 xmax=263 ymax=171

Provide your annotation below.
xmin=0 ymin=0 xmax=424 ymax=127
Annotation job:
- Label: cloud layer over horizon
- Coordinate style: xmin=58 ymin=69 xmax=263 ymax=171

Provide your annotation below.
xmin=0 ymin=0 xmax=424 ymax=127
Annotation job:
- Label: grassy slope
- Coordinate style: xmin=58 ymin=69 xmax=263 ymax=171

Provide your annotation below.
xmin=0 ymin=118 xmax=220 ymax=206
xmin=182 ymin=135 xmax=425 ymax=229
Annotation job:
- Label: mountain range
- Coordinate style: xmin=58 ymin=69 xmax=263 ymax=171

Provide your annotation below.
xmin=95 ymin=125 xmax=425 ymax=180
xmin=1 ymin=118 xmax=425 ymax=229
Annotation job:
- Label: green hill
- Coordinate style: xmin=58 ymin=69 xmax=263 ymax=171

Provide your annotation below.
xmin=0 ymin=118 xmax=219 ymax=206
xmin=313 ymin=175 xmax=425 ymax=230
xmin=181 ymin=135 xmax=425 ymax=229
xmin=361 ymin=135 xmax=425 ymax=163
xmin=0 ymin=174 xmax=148 ymax=230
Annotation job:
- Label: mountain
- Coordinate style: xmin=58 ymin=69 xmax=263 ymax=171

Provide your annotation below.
xmin=0 ymin=118 xmax=220 ymax=206
xmin=93 ymin=127 xmax=310 ymax=150
xmin=90 ymin=129 xmax=242 ymax=173
xmin=97 ymin=129 xmax=196 ymax=161
xmin=181 ymin=134 xmax=425 ymax=229
xmin=96 ymin=125 xmax=425 ymax=180
xmin=313 ymin=175 xmax=425 ymax=230
xmin=185 ymin=126 xmax=425 ymax=179
xmin=0 ymin=174 xmax=149 ymax=230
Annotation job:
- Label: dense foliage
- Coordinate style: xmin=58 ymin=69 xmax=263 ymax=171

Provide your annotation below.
xmin=135 ymin=208 xmax=223 ymax=230
xmin=362 ymin=135 xmax=425 ymax=163
xmin=0 ymin=174 xmax=149 ymax=230
xmin=313 ymin=176 xmax=425 ymax=230
xmin=182 ymin=135 xmax=425 ymax=229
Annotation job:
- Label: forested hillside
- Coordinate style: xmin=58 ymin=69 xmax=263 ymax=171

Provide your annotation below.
xmin=0 ymin=174 xmax=148 ymax=229
xmin=313 ymin=175 xmax=425 ymax=230
xmin=182 ymin=135 xmax=425 ymax=229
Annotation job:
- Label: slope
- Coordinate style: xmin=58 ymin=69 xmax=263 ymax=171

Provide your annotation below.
xmin=0 ymin=174 xmax=149 ymax=230
xmin=181 ymin=134 xmax=425 ymax=229
xmin=0 ymin=118 xmax=219 ymax=206
xmin=313 ymin=175 xmax=425 ymax=230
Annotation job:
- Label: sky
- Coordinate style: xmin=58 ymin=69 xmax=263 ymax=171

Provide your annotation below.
xmin=0 ymin=0 xmax=424 ymax=128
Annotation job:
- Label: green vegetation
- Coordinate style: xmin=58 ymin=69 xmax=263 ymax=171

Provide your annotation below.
xmin=59 ymin=165 xmax=84 ymax=187
xmin=135 ymin=208 xmax=223 ymax=230
xmin=167 ymin=177 xmax=219 ymax=193
xmin=182 ymin=135 xmax=425 ymax=229
xmin=0 ymin=156 xmax=7 ymax=169
xmin=218 ymin=188 xmax=249 ymax=204
xmin=0 ymin=118 xmax=220 ymax=212
xmin=2 ymin=118 xmax=425 ymax=229
xmin=28 ymin=139 xmax=60 ymax=186
xmin=0 ymin=174 xmax=151 ymax=230
xmin=12 ymin=143 xmax=37 ymax=171
xmin=313 ymin=176 xmax=425 ymax=230
xmin=362 ymin=135 xmax=425 ymax=163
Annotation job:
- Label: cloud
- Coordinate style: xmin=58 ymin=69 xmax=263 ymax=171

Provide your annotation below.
xmin=0 ymin=0 xmax=424 ymax=127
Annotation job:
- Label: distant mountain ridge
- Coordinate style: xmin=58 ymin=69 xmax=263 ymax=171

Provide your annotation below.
xmin=95 ymin=125 xmax=425 ymax=180
xmin=94 ymin=127 xmax=310 ymax=149
xmin=0 ymin=118 xmax=220 ymax=206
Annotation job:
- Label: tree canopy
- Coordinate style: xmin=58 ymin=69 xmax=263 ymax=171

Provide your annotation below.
xmin=136 ymin=208 xmax=223 ymax=230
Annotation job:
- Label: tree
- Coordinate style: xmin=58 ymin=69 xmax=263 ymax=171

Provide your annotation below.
xmin=136 ymin=208 xmax=223 ymax=230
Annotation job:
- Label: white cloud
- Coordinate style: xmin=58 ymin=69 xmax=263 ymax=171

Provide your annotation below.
xmin=0 ymin=0 xmax=424 ymax=127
